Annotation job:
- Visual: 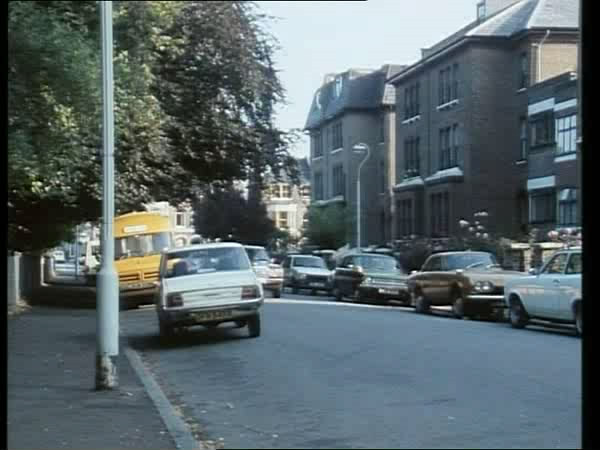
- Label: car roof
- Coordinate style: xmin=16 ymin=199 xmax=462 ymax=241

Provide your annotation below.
xmin=244 ymin=245 xmax=265 ymax=250
xmin=165 ymin=242 xmax=243 ymax=254
xmin=292 ymin=254 xmax=322 ymax=258
xmin=343 ymin=252 xmax=394 ymax=258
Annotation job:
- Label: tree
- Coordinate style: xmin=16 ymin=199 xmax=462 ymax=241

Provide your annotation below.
xmin=193 ymin=185 xmax=277 ymax=246
xmin=8 ymin=0 xmax=297 ymax=253
xmin=304 ymin=205 xmax=348 ymax=250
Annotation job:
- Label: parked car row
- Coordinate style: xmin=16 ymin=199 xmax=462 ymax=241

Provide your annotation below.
xmin=151 ymin=241 xmax=582 ymax=341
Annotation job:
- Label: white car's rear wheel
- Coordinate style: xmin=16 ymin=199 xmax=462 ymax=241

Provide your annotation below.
xmin=414 ymin=292 xmax=430 ymax=314
xmin=575 ymin=307 xmax=582 ymax=336
xmin=247 ymin=313 xmax=261 ymax=338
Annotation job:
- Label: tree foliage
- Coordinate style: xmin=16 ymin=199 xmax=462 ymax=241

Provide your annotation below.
xmin=193 ymin=186 xmax=278 ymax=246
xmin=304 ymin=205 xmax=348 ymax=250
xmin=8 ymin=1 xmax=297 ymax=252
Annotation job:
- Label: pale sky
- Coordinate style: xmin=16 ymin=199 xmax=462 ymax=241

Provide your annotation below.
xmin=255 ymin=0 xmax=477 ymax=159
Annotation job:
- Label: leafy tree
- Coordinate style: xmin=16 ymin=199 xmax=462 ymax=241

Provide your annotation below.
xmin=193 ymin=185 xmax=277 ymax=246
xmin=8 ymin=0 xmax=297 ymax=253
xmin=304 ymin=205 xmax=348 ymax=250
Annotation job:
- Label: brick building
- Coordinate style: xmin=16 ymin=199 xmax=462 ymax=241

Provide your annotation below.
xmin=304 ymin=64 xmax=406 ymax=247
xmin=388 ymin=0 xmax=579 ymax=241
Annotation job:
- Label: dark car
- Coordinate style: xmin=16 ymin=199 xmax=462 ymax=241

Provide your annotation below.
xmin=407 ymin=251 xmax=525 ymax=320
xmin=331 ymin=252 xmax=409 ymax=304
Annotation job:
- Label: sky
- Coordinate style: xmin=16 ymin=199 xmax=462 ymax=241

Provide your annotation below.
xmin=255 ymin=0 xmax=477 ymax=159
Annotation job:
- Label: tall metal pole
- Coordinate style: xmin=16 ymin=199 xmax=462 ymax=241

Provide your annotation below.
xmin=75 ymin=225 xmax=80 ymax=279
xmin=96 ymin=0 xmax=119 ymax=390
xmin=354 ymin=143 xmax=371 ymax=250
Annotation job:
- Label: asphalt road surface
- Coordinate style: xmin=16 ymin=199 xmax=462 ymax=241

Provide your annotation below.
xmin=123 ymin=291 xmax=581 ymax=449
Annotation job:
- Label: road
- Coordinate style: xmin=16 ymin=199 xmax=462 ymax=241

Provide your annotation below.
xmin=122 ymin=291 xmax=581 ymax=449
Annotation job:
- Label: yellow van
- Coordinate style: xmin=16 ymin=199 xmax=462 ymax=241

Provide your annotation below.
xmin=114 ymin=211 xmax=172 ymax=307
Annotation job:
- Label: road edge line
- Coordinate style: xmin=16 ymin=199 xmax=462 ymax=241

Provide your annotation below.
xmin=124 ymin=346 xmax=203 ymax=450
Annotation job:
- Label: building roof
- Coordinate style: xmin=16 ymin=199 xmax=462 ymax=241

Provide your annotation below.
xmin=264 ymin=157 xmax=311 ymax=185
xmin=389 ymin=0 xmax=579 ymax=85
xmin=305 ymin=64 xmax=406 ymax=130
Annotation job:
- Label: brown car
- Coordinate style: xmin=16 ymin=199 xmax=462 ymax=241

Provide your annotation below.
xmin=407 ymin=251 xmax=525 ymax=320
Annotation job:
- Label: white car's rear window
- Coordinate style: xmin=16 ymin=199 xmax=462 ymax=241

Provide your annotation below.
xmin=165 ymin=247 xmax=250 ymax=278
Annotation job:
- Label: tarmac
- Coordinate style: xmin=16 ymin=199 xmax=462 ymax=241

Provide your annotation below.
xmin=7 ymin=284 xmax=202 ymax=450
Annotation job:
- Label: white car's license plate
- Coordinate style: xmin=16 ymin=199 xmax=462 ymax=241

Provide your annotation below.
xmin=309 ymin=282 xmax=325 ymax=288
xmin=191 ymin=310 xmax=233 ymax=322
xmin=379 ymin=288 xmax=399 ymax=295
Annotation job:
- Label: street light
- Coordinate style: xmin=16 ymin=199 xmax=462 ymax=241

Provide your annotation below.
xmin=352 ymin=143 xmax=371 ymax=250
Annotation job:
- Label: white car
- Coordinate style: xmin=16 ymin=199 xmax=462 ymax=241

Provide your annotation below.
xmin=504 ymin=247 xmax=582 ymax=335
xmin=282 ymin=254 xmax=332 ymax=295
xmin=155 ymin=243 xmax=264 ymax=339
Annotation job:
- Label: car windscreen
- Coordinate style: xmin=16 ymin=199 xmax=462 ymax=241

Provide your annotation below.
xmin=356 ymin=256 xmax=402 ymax=273
xmin=293 ymin=256 xmax=326 ymax=268
xmin=245 ymin=247 xmax=270 ymax=264
xmin=446 ymin=253 xmax=497 ymax=270
xmin=115 ymin=232 xmax=170 ymax=260
xmin=164 ymin=246 xmax=250 ymax=278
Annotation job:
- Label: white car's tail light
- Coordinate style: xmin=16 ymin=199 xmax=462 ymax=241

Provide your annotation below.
xmin=167 ymin=293 xmax=183 ymax=307
xmin=241 ymin=285 xmax=260 ymax=299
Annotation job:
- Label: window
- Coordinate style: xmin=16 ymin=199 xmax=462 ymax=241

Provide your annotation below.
xmin=452 ymin=64 xmax=459 ymax=100
xmin=314 ymin=172 xmax=324 ymax=201
xmin=519 ymin=52 xmax=529 ymax=89
xmin=379 ymin=160 xmax=386 ymax=194
xmin=175 ymin=212 xmax=185 ymax=227
xmin=543 ymin=253 xmax=568 ymax=275
xmin=430 ymin=192 xmax=449 ymax=237
xmin=404 ymin=82 xmax=420 ymax=119
xmin=477 ymin=1 xmax=486 ymax=20
xmin=398 ymin=199 xmax=413 ymax=237
xmin=312 ymin=132 xmax=323 ymax=158
xmin=332 ymin=122 xmax=343 ymax=150
xmin=301 ymin=185 xmax=311 ymax=198
xmin=438 ymin=66 xmax=457 ymax=105
xmin=281 ymin=184 xmax=292 ymax=199
xmin=404 ymin=137 xmax=420 ymax=177
xmin=529 ymin=190 xmax=555 ymax=224
xmin=556 ymin=114 xmax=577 ymax=155
xmin=423 ymin=255 xmax=441 ymax=271
xmin=277 ymin=211 xmax=289 ymax=229
xmin=332 ymin=165 xmax=345 ymax=197
xmin=565 ymin=252 xmax=582 ymax=275
xmin=530 ymin=113 xmax=554 ymax=147
xmin=519 ymin=117 xmax=528 ymax=160
xmin=558 ymin=188 xmax=578 ymax=226
xmin=439 ymin=125 xmax=458 ymax=170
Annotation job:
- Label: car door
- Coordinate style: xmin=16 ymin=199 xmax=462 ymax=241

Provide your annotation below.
xmin=556 ymin=251 xmax=581 ymax=321
xmin=334 ymin=256 xmax=356 ymax=296
xmin=282 ymin=256 xmax=292 ymax=286
xmin=529 ymin=252 xmax=568 ymax=318
xmin=417 ymin=255 xmax=443 ymax=303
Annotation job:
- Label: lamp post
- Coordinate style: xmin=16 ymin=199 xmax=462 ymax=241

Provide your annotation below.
xmin=352 ymin=143 xmax=371 ymax=250
xmin=96 ymin=0 xmax=119 ymax=390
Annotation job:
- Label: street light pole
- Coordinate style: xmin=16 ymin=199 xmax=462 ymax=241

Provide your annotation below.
xmin=353 ymin=143 xmax=371 ymax=250
xmin=96 ymin=0 xmax=119 ymax=390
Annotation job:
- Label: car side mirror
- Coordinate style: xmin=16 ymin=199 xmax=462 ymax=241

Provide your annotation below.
xmin=410 ymin=270 xmax=418 ymax=275
xmin=529 ymin=267 xmax=539 ymax=275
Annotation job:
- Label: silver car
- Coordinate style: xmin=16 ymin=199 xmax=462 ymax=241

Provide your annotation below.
xmin=282 ymin=254 xmax=332 ymax=295
xmin=155 ymin=243 xmax=264 ymax=339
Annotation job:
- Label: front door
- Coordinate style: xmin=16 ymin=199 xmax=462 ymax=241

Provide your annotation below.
xmin=556 ymin=252 xmax=581 ymax=320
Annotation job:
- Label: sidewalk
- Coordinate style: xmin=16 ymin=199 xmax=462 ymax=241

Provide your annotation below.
xmin=7 ymin=306 xmax=177 ymax=450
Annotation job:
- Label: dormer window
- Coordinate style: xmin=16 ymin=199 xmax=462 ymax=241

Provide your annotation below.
xmin=334 ymin=76 xmax=343 ymax=98
xmin=477 ymin=1 xmax=486 ymax=20
xmin=315 ymin=89 xmax=322 ymax=110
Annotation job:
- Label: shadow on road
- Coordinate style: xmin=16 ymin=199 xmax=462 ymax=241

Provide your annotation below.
xmin=127 ymin=323 xmax=254 ymax=352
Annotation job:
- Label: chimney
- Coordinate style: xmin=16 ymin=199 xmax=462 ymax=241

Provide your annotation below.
xmin=478 ymin=0 xmax=523 ymax=20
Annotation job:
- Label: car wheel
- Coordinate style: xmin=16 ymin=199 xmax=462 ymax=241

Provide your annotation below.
xmin=311 ymin=289 xmax=317 ymax=296
xmin=575 ymin=306 xmax=582 ymax=336
xmin=247 ymin=313 xmax=261 ymax=338
xmin=451 ymin=293 xmax=465 ymax=319
xmin=333 ymin=287 xmax=343 ymax=302
xmin=159 ymin=320 xmax=173 ymax=339
xmin=414 ymin=292 xmax=430 ymax=314
xmin=509 ymin=298 xmax=528 ymax=329
xmin=272 ymin=289 xmax=281 ymax=299
xmin=292 ymin=286 xmax=299 ymax=295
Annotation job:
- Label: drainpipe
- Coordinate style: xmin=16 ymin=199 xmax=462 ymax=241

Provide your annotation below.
xmin=537 ymin=29 xmax=551 ymax=82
